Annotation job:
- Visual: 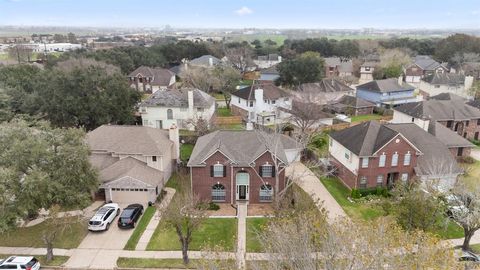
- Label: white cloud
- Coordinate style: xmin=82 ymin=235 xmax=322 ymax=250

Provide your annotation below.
xmin=235 ymin=6 xmax=253 ymax=16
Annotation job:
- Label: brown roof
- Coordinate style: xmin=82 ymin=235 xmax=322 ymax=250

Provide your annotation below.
xmin=232 ymin=83 xmax=291 ymax=101
xmin=87 ymin=125 xmax=173 ymax=156
xmin=298 ymin=79 xmax=352 ymax=94
xmin=128 ymin=66 xmax=175 ymax=87
xmin=98 ymin=157 xmax=163 ymax=188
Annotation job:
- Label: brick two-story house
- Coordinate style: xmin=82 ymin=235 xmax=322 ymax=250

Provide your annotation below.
xmin=329 ymin=121 xmax=462 ymax=191
xmin=187 ymin=130 xmax=300 ymax=204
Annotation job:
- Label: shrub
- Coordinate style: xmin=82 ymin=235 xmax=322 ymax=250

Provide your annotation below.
xmin=208 ymin=202 xmax=220 ymax=211
xmin=351 ymin=188 xmax=361 ymax=199
xmin=459 ymin=156 xmax=475 ymax=164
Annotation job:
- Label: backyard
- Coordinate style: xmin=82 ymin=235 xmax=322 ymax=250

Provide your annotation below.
xmin=216 ymin=107 xmax=233 ymax=117
xmin=350 ymin=114 xmax=384 ymax=123
xmin=180 ymin=143 xmax=194 ymax=162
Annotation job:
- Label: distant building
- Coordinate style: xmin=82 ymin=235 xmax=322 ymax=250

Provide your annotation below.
xmin=356 ymin=78 xmax=418 ymax=107
xmin=418 ymin=73 xmax=474 ymax=99
xmin=127 ymin=66 xmax=176 ymax=93
xmin=324 ymin=57 xmax=353 ymax=78
xmin=328 ymin=95 xmax=375 ymax=116
xmin=297 ymin=78 xmax=354 ymax=103
xmin=405 ymin=55 xmax=449 ymax=84
xmin=359 ymin=62 xmax=376 ymax=84
xmin=259 ymin=65 xmax=280 ymax=82
xmin=254 ymin=54 xmax=282 ymax=69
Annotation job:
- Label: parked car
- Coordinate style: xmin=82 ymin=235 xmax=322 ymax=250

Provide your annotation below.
xmin=88 ymin=203 xmax=120 ymax=231
xmin=459 ymin=250 xmax=480 ymax=262
xmin=118 ymin=204 xmax=144 ymax=229
xmin=0 ymin=256 xmax=40 ymax=270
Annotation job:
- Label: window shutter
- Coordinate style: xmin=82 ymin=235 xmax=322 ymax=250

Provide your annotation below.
xmin=259 ymin=166 xmax=263 ymax=177
xmin=272 ymin=166 xmax=276 ymax=177
xmin=210 ymin=165 xmax=214 ymax=177
xmin=223 ymin=165 xmax=227 ymax=177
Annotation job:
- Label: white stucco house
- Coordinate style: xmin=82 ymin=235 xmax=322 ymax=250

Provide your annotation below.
xmin=418 ymin=73 xmax=474 ymax=99
xmin=87 ymin=125 xmax=179 ymax=206
xmin=230 ymin=83 xmax=292 ymax=125
xmin=139 ymin=88 xmax=215 ymax=131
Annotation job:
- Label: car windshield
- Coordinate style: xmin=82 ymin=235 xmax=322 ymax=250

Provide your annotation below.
xmin=121 ymin=209 xmax=134 ymax=218
xmin=120 ymin=217 xmax=131 ymax=223
xmin=25 ymin=258 xmax=38 ymax=267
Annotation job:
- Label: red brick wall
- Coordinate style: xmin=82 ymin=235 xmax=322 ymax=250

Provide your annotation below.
xmin=355 ymin=106 xmax=374 ymax=116
xmin=330 ymin=156 xmax=357 ymax=189
xmin=437 ymin=119 xmax=480 ymax=141
xmin=191 ymin=151 xmax=286 ymax=204
xmin=449 ymin=147 xmax=472 ymax=158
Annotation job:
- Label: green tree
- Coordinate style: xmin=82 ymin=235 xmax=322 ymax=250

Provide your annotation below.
xmin=0 ymin=119 xmax=98 ymax=232
xmin=277 ymin=51 xmax=325 ymax=86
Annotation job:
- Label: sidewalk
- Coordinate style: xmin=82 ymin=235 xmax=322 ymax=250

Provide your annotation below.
xmin=236 ymin=202 xmax=247 ymax=269
xmin=135 ymin=188 xmax=176 ymax=251
xmin=286 ymin=162 xmax=347 ymax=221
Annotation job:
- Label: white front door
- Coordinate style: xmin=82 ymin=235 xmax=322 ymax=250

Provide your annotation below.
xmin=236 ymin=172 xmax=249 ymax=201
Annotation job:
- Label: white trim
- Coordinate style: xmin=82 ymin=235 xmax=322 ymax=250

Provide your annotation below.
xmin=199 ymin=149 xmax=234 ymax=165
xmin=371 ymin=134 xmax=423 ymax=157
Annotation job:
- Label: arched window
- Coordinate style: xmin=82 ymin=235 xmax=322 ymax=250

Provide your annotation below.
xmin=167 ymin=109 xmax=173 ymax=120
xmin=211 ymin=184 xmax=226 ymax=202
xmin=259 ymin=184 xmax=273 ymax=201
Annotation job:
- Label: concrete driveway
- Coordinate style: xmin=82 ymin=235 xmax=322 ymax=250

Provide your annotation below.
xmin=65 ymin=204 xmax=137 ymax=269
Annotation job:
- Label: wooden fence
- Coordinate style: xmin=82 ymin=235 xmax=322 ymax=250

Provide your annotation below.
xmin=215 ymin=116 xmax=243 ymax=125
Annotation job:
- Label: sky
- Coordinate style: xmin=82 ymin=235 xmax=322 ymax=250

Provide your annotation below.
xmin=0 ymin=0 xmax=479 ymax=29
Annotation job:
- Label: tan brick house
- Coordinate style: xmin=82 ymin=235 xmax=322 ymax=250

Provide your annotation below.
xmin=187 ymin=130 xmax=300 ymax=204
xmin=329 ymin=121 xmax=462 ymax=191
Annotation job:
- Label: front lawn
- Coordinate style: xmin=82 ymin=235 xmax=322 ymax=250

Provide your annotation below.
xmin=351 ymin=114 xmax=383 ymax=123
xmin=124 ymin=206 xmax=156 ymax=250
xmin=147 ymin=218 xmax=237 ymax=251
xmin=320 ymin=177 xmax=384 ymax=221
xmin=246 ymin=218 xmax=269 ymax=252
xmin=216 ymin=107 xmax=233 ymax=117
xmin=0 ymin=217 xmax=87 ymax=248
xmin=180 ymin=143 xmax=194 ymax=162
xmin=117 ymin=258 xmax=196 ymax=269
xmin=0 ymin=255 xmax=69 ymax=267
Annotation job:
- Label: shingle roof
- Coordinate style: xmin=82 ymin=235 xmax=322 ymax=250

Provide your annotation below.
xmin=429 ymin=93 xmax=466 ymax=101
xmin=332 ymin=95 xmax=375 ymax=108
xmin=98 ymin=157 xmax=163 ymax=188
xmin=128 ymin=66 xmax=175 ymax=86
xmin=298 ymin=78 xmax=353 ymax=93
xmin=258 ymin=54 xmax=280 ymax=61
xmin=189 ymin=55 xmax=221 ymax=67
xmin=356 ymin=78 xmax=415 ymax=93
xmin=232 ymin=83 xmax=291 ymax=101
xmin=141 ymin=88 xmax=215 ymax=108
xmin=394 ymin=100 xmax=480 ymax=121
xmin=423 ymin=73 xmax=465 ymax=85
xmin=427 ymin=121 xmax=474 ymax=148
xmin=89 ymin=154 xmax=119 ymax=171
xmin=87 ymin=125 xmax=173 ymax=156
xmin=414 ymin=55 xmax=444 ymax=71
xmin=324 ymin=57 xmax=353 ymax=73
xmin=260 ymin=64 xmax=279 ymax=75
xmin=187 ymin=130 xmax=298 ymax=167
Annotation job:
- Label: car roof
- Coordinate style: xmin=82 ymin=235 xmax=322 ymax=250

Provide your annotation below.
xmin=4 ymin=256 xmax=34 ymax=264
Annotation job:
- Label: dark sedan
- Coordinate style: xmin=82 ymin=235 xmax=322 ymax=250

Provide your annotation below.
xmin=117 ymin=204 xmax=144 ymax=229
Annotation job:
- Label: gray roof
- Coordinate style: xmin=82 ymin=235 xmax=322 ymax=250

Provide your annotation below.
xmin=189 ymin=55 xmax=221 ymax=67
xmin=414 ymin=55 xmax=444 ymax=71
xmin=89 ymin=154 xmax=119 ymax=171
xmin=423 ymin=73 xmax=465 ymax=85
xmin=260 ymin=64 xmax=279 ymax=75
xmin=298 ymin=78 xmax=353 ymax=93
xmin=394 ymin=99 xmax=480 ymax=121
xmin=324 ymin=57 xmax=353 ymax=73
xmin=427 ymin=122 xmax=474 ymax=148
xmin=429 ymin=93 xmax=466 ymax=101
xmin=127 ymin=66 xmax=175 ymax=86
xmin=98 ymin=157 xmax=163 ymax=188
xmin=357 ymin=78 xmax=415 ymax=93
xmin=331 ymin=95 xmax=375 ymax=108
xmin=87 ymin=125 xmax=173 ymax=156
xmin=232 ymin=83 xmax=291 ymax=101
xmin=187 ymin=130 xmax=299 ymax=167
xmin=141 ymin=88 xmax=215 ymax=108
xmin=258 ymin=54 xmax=280 ymax=61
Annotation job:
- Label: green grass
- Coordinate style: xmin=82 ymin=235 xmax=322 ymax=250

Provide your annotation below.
xmin=319 ymin=177 xmax=384 ymax=221
xmin=117 ymin=258 xmax=196 ymax=269
xmin=434 ymin=219 xmax=464 ymax=240
xmin=246 ymin=218 xmax=269 ymax=252
xmin=0 ymin=255 xmax=69 ymax=267
xmin=217 ymin=123 xmax=244 ymax=130
xmin=165 ymin=172 xmax=182 ymax=190
xmin=351 ymin=114 xmax=384 ymax=123
xmin=0 ymin=217 xmax=87 ymax=248
xmin=124 ymin=206 xmax=156 ymax=250
xmin=180 ymin=143 xmax=194 ymax=162
xmin=212 ymin=93 xmax=225 ymax=100
xmin=216 ymin=107 xmax=233 ymax=117
xmin=147 ymin=218 xmax=237 ymax=251
xmin=470 ymin=244 xmax=480 ymax=253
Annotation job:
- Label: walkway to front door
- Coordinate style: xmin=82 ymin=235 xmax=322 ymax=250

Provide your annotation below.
xmin=236 ymin=172 xmax=250 ymax=201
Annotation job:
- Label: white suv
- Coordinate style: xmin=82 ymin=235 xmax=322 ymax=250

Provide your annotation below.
xmin=0 ymin=256 xmax=40 ymax=270
xmin=88 ymin=203 xmax=120 ymax=231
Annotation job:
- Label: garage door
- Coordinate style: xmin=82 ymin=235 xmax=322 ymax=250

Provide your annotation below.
xmin=110 ymin=190 xmax=150 ymax=205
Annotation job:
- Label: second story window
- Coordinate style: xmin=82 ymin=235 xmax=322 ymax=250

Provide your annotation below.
xmin=152 ymin=156 xmax=157 ymax=162
xmin=404 ymin=151 xmax=411 ymax=166
xmin=361 ymin=158 xmax=369 ymax=168
xmin=249 ymin=101 xmax=254 ymax=107
xmin=260 ymin=164 xmax=274 ymax=177
xmin=211 ymin=163 xmax=225 ymax=177
xmin=379 ymin=153 xmax=386 ymax=167
xmin=167 ymin=109 xmax=173 ymax=120
xmin=391 ymin=152 xmax=399 ymax=166
xmin=272 ymin=100 xmax=276 ymax=104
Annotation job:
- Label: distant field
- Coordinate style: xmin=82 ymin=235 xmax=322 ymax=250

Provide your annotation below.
xmin=228 ymin=34 xmax=287 ymax=45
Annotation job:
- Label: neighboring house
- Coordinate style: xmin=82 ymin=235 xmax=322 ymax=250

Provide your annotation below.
xmin=328 ymin=95 xmax=375 ymax=116
xmin=139 ymin=88 xmax=215 ymax=131
xmin=188 ymin=54 xmax=222 ymax=68
xmin=187 ymin=130 xmax=301 ymax=204
xmin=359 ymin=62 xmax=375 ymax=84
xmin=87 ymin=125 xmax=179 ymax=205
xmin=231 ymin=83 xmax=292 ymax=125
xmin=259 ymin=64 xmax=280 ymax=82
xmin=405 ymin=55 xmax=449 ymax=84
xmin=127 ymin=66 xmax=176 ymax=93
xmin=392 ymin=97 xmax=480 ymax=141
xmin=356 ymin=78 xmax=418 ymax=107
xmin=254 ymin=54 xmax=282 ymax=69
xmin=418 ymin=73 xmax=474 ymax=99
xmin=427 ymin=121 xmax=474 ymax=158
xmin=329 ymin=121 xmax=462 ymax=191
xmin=324 ymin=57 xmax=354 ymax=78
xmin=297 ymin=78 xmax=354 ymax=103
xmin=463 ymin=62 xmax=480 ymax=80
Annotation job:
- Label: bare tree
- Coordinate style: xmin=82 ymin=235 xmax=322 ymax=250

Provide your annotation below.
xmin=449 ymin=178 xmax=480 ymax=251
xmin=180 ymin=66 xmax=216 ymax=93
xmin=378 ymin=48 xmax=412 ymax=68
xmin=54 ymin=58 xmax=121 ymax=75
xmin=211 ymin=66 xmax=241 ymax=109
xmin=163 ymin=175 xmax=208 ymax=265
xmin=224 ymin=46 xmax=254 ymax=73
